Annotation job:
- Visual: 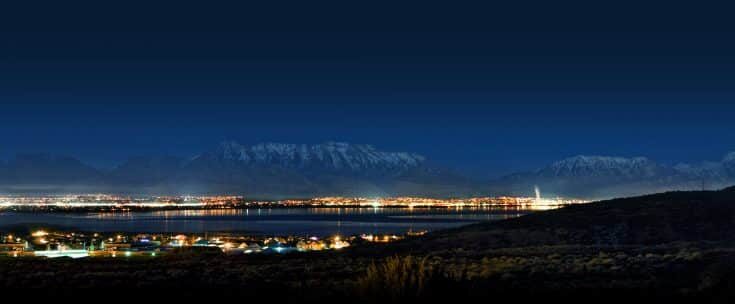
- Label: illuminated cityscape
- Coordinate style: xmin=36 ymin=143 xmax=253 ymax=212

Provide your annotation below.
xmin=0 ymin=194 xmax=587 ymax=212
xmin=0 ymin=227 xmax=425 ymax=259
xmin=0 ymin=193 xmax=585 ymax=259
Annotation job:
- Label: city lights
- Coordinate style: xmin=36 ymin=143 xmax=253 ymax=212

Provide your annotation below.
xmin=0 ymin=194 xmax=588 ymax=211
xmin=0 ymin=193 xmax=588 ymax=259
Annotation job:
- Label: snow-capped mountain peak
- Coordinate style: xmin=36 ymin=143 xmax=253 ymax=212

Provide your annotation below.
xmin=721 ymin=152 xmax=735 ymax=174
xmin=723 ymin=152 xmax=735 ymax=164
xmin=206 ymin=141 xmax=426 ymax=172
xmin=541 ymin=155 xmax=658 ymax=178
xmin=674 ymin=161 xmax=727 ymax=179
xmin=216 ymin=140 xmax=249 ymax=161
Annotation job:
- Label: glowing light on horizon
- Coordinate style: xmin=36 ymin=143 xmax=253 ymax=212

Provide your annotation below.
xmin=32 ymin=230 xmax=48 ymax=237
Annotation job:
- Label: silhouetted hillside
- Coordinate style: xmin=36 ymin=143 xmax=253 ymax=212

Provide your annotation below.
xmin=392 ymin=187 xmax=735 ymax=254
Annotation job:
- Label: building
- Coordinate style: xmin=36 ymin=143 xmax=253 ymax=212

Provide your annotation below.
xmin=297 ymin=240 xmax=326 ymax=251
xmin=0 ymin=243 xmax=25 ymax=252
xmin=102 ymin=242 xmax=131 ymax=251
xmin=34 ymin=249 xmax=89 ymax=259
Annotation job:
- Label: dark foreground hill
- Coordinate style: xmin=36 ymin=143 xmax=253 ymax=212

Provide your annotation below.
xmin=391 ymin=186 xmax=735 ymax=254
xmin=5 ymin=188 xmax=735 ymax=302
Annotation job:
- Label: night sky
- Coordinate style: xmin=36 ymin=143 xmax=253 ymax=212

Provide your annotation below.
xmin=2 ymin=2 xmax=735 ymax=177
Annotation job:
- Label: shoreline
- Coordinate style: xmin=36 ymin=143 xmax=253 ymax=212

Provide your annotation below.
xmin=0 ymin=204 xmax=544 ymax=214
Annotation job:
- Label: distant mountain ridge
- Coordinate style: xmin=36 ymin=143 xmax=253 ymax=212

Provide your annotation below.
xmin=0 ymin=154 xmax=102 ymax=184
xmin=0 ymin=142 xmax=473 ymax=197
xmin=202 ymin=141 xmax=426 ymax=173
xmin=1 ymin=144 xmax=735 ymax=198
xmin=541 ymin=155 xmax=662 ymax=179
xmin=164 ymin=141 xmax=461 ymax=197
xmin=493 ymin=153 xmax=735 ymax=199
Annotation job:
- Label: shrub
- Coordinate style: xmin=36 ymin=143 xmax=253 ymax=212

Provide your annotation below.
xmin=356 ymin=255 xmax=449 ymax=300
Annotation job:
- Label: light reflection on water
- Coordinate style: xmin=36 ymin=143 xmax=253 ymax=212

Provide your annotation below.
xmin=0 ymin=207 xmax=534 ymax=236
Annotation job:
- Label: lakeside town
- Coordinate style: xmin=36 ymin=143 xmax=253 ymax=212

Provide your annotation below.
xmin=0 ymin=228 xmax=427 ymax=259
xmin=0 ymin=194 xmax=588 ymax=212
xmin=0 ymin=193 xmax=588 ymax=259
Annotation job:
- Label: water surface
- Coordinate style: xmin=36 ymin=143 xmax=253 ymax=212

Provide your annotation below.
xmin=0 ymin=207 xmax=530 ymax=236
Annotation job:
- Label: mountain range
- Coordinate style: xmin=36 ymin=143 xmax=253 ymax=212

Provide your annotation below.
xmin=0 ymin=141 xmax=734 ymax=198
xmin=0 ymin=142 xmax=475 ymax=197
xmin=494 ymin=154 xmax=735 ymax=198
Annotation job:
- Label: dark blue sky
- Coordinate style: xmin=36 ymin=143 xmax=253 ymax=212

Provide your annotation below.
xmin=2 ymin=2 xmax=735 ymax=177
